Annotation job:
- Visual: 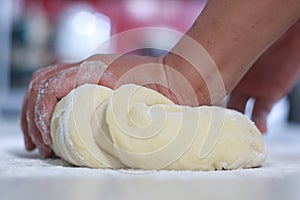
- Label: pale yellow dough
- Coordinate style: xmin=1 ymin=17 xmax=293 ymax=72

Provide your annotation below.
xmin=50 ymin=84 xmax=266 ymax=170
xmin=50 ymin=84 xmax=125 ymax=168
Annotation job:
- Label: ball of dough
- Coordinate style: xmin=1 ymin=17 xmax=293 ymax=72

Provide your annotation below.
xmin=50 ymin=84 xmax=266 ymax=171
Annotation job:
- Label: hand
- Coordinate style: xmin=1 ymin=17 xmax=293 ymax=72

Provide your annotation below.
xmin=21 ymin=53 xmax=204 ymax=157
xmin=228 ymin=21 xmax=300 ymax=133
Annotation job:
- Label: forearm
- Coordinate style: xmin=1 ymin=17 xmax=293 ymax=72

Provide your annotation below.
xmin=266 ymin=19 xmax=300 ymax=90
xmin=165 ymin=0 xmax=300 ymax=104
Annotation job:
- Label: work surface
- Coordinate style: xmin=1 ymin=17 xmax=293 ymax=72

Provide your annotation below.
xmin=0 ymin=120 xmax=300 ymax=200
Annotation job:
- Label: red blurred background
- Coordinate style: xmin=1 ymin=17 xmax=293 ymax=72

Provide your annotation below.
xmin=9 ymin=0 xmax=206 ymax=88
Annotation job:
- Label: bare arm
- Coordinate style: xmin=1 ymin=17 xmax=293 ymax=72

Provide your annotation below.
xmin=165 ymin=0 xmax=300 ymax=104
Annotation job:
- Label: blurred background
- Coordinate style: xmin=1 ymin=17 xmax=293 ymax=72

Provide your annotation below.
xmin=0 ymin=0 xmax=205 ymax=119
xmin=0 ymin=0 xmax=299 ymax=128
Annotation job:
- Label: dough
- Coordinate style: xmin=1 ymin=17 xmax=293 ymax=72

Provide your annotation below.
xmin=50 ymin=84 xmax=125 ymax=168
xmin=50 ymin=84 xmax=266 ymax=170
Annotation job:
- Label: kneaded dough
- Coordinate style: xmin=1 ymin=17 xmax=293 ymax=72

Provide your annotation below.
xmin=50 ymin=84 xmax=125 ymax=168
xmin=50 ymin=84 xmax=266 ymax=170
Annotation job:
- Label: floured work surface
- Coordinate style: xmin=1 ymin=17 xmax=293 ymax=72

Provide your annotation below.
xmin=0 ymin=121 xmax=300 ymax=200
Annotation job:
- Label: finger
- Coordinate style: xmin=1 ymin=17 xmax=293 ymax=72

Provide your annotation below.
xmin=98 ymin=68 xmax=118 ymax=89
xmin=35 ymin=66 xmax=79 ymax=145
xmin=33 ymin=64 xmax=79 ymax=147
xmin=35 ymin=82 xmax=58 ymax=145
xmin=26 ymin=66 xmax=64 ymax=156
xmin=76 ymin=60 xmax=107 ymax=86
xmin=227 ymin=92 xmax=249 ymax=113
xmin=251 ymin=99 xmax=273 ymax=133
xmin=20 ymin=90 xmax=36 ymax=150
xmin=87 ymin=54 xmax=119 ymax=88
xmin=27 ymin=80 xmax=52 ymax=157
xmin=21 ymin=66 xmax=57 ymax=151
xmin=35 ymin=61 xmax=105 ymax=144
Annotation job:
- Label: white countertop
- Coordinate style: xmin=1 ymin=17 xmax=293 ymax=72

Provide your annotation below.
xmin=0 ymin=120 xmax=300 ymax=200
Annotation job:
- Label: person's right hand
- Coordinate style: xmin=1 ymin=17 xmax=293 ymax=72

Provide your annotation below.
xmin=228 ymin=20 xmax=300 ymax=133
xmin=21 ymin=53 xmax=205 ymax=157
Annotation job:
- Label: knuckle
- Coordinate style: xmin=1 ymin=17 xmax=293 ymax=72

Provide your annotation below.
xmin=29 ymin=65 xmax=57 ymax=92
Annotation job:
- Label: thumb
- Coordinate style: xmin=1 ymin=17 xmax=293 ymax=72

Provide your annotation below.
xmin=251 ymin=99 xmax=273 ymax=133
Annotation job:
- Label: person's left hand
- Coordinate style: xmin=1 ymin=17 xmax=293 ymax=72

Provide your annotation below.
xmin=228 ymin=21 xmax=300 ymax=133
xmin=20 ymin=54 xmax=167 ymax=157
xmin=21 ymin=53 xmax=206 ymax=157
